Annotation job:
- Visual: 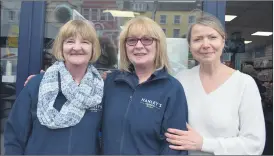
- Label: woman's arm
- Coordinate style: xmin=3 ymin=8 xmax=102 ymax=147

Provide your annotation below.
xmin=4 ymin=84 xmax=33 ymax=154
xmin=160 ymin=83 xmax=188 ymax=155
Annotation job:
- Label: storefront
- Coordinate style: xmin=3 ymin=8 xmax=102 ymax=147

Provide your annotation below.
xmin=0 ymin=0 xmax=272 ymax=154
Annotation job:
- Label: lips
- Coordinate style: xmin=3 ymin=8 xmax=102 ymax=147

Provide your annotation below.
xmin=200 ymin=52 xmax=214 ymax=54
xmin=134 ymin=53 xmax=146 ymax=56
xmin=71 ymin=54 xmax=85 ymax=56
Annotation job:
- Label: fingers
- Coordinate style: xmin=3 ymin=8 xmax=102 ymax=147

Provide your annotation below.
xmin=40 ymin=70 xmax=45 ymax=73
xmin=165 ymin=132 xmax=182 ymax=140
xmin=169 ymin=145 xmax=185 ymax=150
xmin=167 ymin=138 xmax=195 ymax=150
xmin=24 ymin=75 xmax=35 ymax=86
xmin=169 ymin=144 xmax=194 ymax=151
xmin=166 ymin=137 xmax=194 ymax=146
xmin=167 ymin=128 xmax=187 ymax=136
xmin=166 ymin=138 xmax=182 ymax=146
xmin=101 ymin=72 xmax=108 ymax=80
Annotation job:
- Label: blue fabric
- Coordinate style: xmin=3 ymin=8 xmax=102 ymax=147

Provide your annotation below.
xmin=4 ymin=74 xmax=102 ymax=155
xmin=102 ymin=69 xmax=188 ymax=155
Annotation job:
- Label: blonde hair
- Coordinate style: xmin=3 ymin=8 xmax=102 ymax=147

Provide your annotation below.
xmin=119 ymin=16 xmax=171 ymax=73
xmin=52 ymin=20 xmax=101 ymax=63
xmin=187 ymin=10 xmax=226 ymax=44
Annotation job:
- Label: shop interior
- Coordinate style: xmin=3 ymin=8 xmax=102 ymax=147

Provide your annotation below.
xmin=225 ymin=1 xmax=273 ymax=154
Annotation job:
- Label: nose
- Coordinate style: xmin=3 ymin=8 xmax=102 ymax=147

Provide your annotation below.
xmin=201 ymin=38 xmax=210 ymax=49
xmin=72 ymin=41 xmax=82 ymax=51
xmin=135 ymin=40 xmax=144 ymax=48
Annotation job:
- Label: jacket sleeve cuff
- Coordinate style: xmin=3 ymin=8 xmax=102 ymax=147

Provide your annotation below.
xmin=201 ymin=137 xmax=219 ymax=154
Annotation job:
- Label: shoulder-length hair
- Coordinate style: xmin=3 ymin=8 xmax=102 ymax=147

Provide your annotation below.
xmin=52 ymin=20 xmax=101 ymax=63
xmin=119 ymin=16 xmax=171 ymax=73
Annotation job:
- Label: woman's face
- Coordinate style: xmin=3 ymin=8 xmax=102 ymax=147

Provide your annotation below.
xmin=125 ymin=35 xmax=157 ymax=69
xmin=189 ymin=24 xmax=225 ymax=64
xmin=63 ymin=35 xmax=92 ymax=67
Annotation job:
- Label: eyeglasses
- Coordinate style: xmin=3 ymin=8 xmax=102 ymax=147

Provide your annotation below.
xmin=125 ymin=37 xmax=156 ymax=46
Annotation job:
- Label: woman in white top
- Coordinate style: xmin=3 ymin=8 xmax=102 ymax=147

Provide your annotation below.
xmin=165 ymin=11 xmax=266 ymax=155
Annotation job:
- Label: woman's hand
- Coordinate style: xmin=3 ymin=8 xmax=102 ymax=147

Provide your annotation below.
xmin=24 ymin=70 xmax=44 ymax=86
xmin=100 ymin=70 xmax=111 ymax=80
xmin=165 ymin=124 xmax=203 ymax=151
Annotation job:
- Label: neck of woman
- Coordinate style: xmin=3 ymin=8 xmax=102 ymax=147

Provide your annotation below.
xmin=65 ymin=63 xmax=88 ymax=85
xmin=134 ymin=65 xmax=155 ymax=84
xmin=199 ymin=60 xmax=225 ymax=77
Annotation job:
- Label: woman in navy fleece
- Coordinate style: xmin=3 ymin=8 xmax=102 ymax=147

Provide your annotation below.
xmin=4 ymin=20 xmax=104 ymax=155
xmin=101 ymin=16 xmax=188 ymax=155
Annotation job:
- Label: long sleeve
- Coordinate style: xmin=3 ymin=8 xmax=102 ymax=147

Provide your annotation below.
xmin=201 ymin=77 xmax=266 ymax=155
xmin=160 ymin=84 xmax=188 ymax=155
xmin=4 ymin=85 xmax=33 ymax=155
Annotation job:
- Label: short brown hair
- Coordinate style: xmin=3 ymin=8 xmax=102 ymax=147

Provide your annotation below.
xmin=52 ymin=20 xmax=101 ymax=63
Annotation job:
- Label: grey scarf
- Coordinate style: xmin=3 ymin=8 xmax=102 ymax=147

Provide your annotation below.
xmin=37 ymin=61 xmax=104 ymax=129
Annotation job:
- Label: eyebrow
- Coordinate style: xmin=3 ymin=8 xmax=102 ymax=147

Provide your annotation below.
xmin=193 ymin=33 xmax=217 ymax=38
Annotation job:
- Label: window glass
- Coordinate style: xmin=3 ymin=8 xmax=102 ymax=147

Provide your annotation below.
xmin=43 ymin=0 xmax=202 ymax=75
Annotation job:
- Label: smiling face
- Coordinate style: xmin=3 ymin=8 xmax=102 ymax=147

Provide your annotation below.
xmin=189 ymin=24 xmax=225 ymax=64
xmin=125 ymin=35 xmax=157 ymax=68
xmin=63 ymin=35 xmax=93 ymax=67
xmin=52 ymin=20 xmax=101 ymax=66
xmin=119 ymin=16 xmax=171 ymax=73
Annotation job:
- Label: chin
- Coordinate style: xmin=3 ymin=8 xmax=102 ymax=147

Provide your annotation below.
xmin=68 ymin=61 xmax=89 ymax=67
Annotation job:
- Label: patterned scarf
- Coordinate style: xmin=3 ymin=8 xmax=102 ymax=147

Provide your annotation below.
xmin=37 ymin=61 xmax=104 ymax=129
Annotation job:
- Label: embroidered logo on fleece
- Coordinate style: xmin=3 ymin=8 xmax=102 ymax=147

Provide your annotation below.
xmin=140 ymin=98 xmax=162 ymax=109
xmin=90 ymin=104 xmax=103 ymax=112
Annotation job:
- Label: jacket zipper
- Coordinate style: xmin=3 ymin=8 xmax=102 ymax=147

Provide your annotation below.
xmin=119 ymin=92 xmax=134 ymax=154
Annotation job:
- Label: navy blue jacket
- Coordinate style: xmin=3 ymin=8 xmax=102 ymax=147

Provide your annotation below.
xmin=4 ymin=74 xmax=102 ymax=155
xmin=102 ymin=69 xmax=188 ymax=155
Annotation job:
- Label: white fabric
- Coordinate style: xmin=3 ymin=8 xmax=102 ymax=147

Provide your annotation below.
xmin=176 ymin=65 xmax=265 ymax=155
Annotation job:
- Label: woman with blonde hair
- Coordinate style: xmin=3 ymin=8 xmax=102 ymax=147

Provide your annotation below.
xmin=165 ymin=11 xmax=265 ymax=155
xmin=4 ymin=20 xmax=104 ymax=154
xmin=101 ymin=16 xmax=188 ymax=155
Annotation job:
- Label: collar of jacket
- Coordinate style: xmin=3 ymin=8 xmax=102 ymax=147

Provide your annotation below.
xmin=114 ymin=67 xmax=169 ymax=89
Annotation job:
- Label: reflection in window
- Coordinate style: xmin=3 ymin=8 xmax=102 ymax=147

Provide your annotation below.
xmin=173 ymin=29 xmax=180 ymax=38
xmin=174 ymin=15 xmax=180 ymax=24
xmin=91 ymin=9 xmax=98 ymax=21
xmin=160 ymin=15 xmax=166 ymax=24
xmin=82 ymin=8 xmax=90 ymax=20
xmin=8 ymin=10 xmax=15 ymax=21
xmin=188 ymin=15 xmax=196 ymax=24
xmin=107 ymin=12 xmax=114 ymax=21
xmin=162 ymin=28 xmax=166 ymax=34
xmin=132 ymin=3 xmax=147 ymax=12
xmin=100 ymin=9 xmax=107 ymax=21
xmin=42 ymin=0 xmax=202 ymax=75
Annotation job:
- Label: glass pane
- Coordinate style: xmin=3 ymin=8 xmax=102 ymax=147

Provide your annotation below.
xmin=43 ymin=0 xmax=202 ymax=75
xmin=0 ymin=1 xmax=21 ymax=154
